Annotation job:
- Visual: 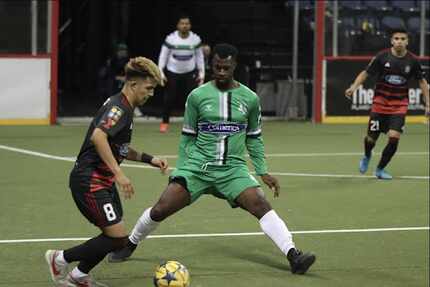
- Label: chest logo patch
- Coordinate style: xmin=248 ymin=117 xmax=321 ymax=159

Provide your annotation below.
xmin=204 ymin=104 xmax=213 ymax=112
xmin=384 ymin=62 xmax=390 ymax=68
xmin=238 ymin=103 xmax=248 ymax=115
xmin=384 ymin=74 xmax=406 ymax=85
xmin=404 ymin=65 xmax=410 ymax=74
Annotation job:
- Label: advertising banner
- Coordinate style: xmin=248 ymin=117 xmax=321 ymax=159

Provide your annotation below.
xmin=0 ymin=58 xmax=51 ymax=124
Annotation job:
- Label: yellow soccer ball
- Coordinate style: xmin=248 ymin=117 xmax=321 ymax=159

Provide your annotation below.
xmin=153 ymin=260 xmax=190 ymax=287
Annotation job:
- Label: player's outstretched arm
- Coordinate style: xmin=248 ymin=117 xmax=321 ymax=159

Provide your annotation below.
xmin=260 ymin=174 xmax=280 ymax=197
xmin=126 ymin=146 xmax=169 ymax=174
xmin=91 ymin=128 xmax=134 ymax=198
xmin=345 ymin=70 xmax=368 ymax=99
xmin=418 ymin=79 xmax=430 ymax=117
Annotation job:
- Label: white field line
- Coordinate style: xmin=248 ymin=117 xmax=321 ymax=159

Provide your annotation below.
xmin=0 ymin=144 xmax=428 ymax=180
xmin=0 ymin=226 xmax=428 ymax=244
xmin=1 ymin=144 xmax=428 ymax=159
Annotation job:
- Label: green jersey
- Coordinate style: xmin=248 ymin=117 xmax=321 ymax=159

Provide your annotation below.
xmin=176 ymin=81 xmax=268 ymax=175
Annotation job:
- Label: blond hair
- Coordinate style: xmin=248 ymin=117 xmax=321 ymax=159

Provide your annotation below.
xmin=124 ymin=56 xmax=164 ymax=86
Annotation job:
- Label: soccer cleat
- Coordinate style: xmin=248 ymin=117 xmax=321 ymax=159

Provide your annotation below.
xmin=159 ymin=123 xmax=169 ymax=133
xmin=107 ymin=243 xmax=137 ymax=263
xmin=62 ymin=273 xmax=109 ymax=287
xmin=359 ymin=156 xmax=371 ymax=174
xmin=375 ymin=168 xmax=393 ymax=180
xmin=287 ymin=248 xmax=316 ymax=275
xmin=45 ymin=250 xmax=68 ymax=284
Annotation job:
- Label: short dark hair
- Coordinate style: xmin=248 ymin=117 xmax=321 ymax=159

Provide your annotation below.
xmin=390 ymin=27 xmax=408 ymax=37
xmin=213 ymin=43 xmax=238 ymax=60
xmin=177 ymin=14 xmax=190 ymax=22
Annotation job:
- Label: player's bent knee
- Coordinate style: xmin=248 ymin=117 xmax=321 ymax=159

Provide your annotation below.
xmin=254 ymin=199 xmax=272 ymax=219
xmin=149 ymin=204 xmax=167 ymax=222
xmin=387 ymin=130 xmax=401 ymax=139
xmin=237 ymin=187 xmax=272 ymax=218
xmin=102 ymin=221 xmax=128 ymax=238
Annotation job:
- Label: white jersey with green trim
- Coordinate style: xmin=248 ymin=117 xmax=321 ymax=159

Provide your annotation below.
xmin=178 ymin=81 xmax=268 ymax=175
xmin=158 ymin=31 xmax=204 ymax=75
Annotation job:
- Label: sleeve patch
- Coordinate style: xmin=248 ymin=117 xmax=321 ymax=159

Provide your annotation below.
xmin=102 ymin=106 xmax=123 ymax=129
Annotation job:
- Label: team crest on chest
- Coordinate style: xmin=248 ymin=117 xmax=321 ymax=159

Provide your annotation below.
xmin=404 ymin=65 xmax=410 ymax=74
xmin=238 ymin=103 xmax=248 ymax=115
xmin=204 ymin=104 xmax=213 ymax=112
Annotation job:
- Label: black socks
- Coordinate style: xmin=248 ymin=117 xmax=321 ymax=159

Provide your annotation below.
xmin=377 ymin=137 xmax=399 ymax=169
xmin=64 ymin=233 xmax=128 ymax=273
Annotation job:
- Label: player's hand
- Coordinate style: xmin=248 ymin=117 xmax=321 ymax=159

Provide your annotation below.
xmin=115 ymin=170 xmax=134 ymax=199
xmin=150 ymin=157 xmax=169 ymax=175
xmin=345 ymin=87 xmax=354 ymax=100
xmin=161 ymin=74 xmax=168 ymax=85
xmin=261 ymin=174 xmax=280 ymax=197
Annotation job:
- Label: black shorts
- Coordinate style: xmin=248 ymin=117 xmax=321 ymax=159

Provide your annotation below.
xmin=367 ymin=113 xmax=405 ymax=134
xmin=69 ymin=180 xmax=123 ymax=228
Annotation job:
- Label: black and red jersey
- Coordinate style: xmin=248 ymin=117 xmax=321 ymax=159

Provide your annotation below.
xmin=71 ymin=93 xmax=134 ymax=192
xmin=366 ymin=49 xmax=425 ymax=114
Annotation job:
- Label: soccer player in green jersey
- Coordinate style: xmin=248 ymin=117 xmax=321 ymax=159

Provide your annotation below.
xmin=109 ymin=44 xmax=316 ymax=274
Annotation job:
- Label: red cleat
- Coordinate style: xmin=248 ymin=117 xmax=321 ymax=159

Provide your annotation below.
xmin=160 ymin=123 xmax=169 ymax=133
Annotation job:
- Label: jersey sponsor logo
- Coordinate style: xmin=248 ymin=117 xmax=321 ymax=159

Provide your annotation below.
xmin=384 ymin=62 xmax=390 ymax=68
xmin=172 ymin=54 xmax=193 ymax=61
xmin=198 ymin=122 xmax=247 ymax=135
xmin=384 ymin=74 xmax=406 ymax=85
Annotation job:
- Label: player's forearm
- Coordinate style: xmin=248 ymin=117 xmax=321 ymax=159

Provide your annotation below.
xmin=196 ymin=47 xmax=205 ymax=79
xmin=246 ymin=137 xmax=268 ymax=176
xmin=350 ymin=71 xmax=368 ymax=91
xmin=419 ymin=79 xmax=430 ymax=108
xmin=158 ymin=46 xmax=169 ymax=71
xmin=126 ymin=147 xmax=154 ymax=164
xmin=91 ymin=128 xmax=122 ymax=175
xmin=176 ymin=134 xmax=194 ymax=168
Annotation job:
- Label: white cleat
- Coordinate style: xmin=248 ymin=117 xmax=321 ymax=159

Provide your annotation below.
xmin=45 ymin=250 xmax=68 ymax=285
xmin=62 ymin=273 xmax=109 ymax=287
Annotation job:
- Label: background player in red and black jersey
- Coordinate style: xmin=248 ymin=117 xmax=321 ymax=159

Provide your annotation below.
xmin=345 ymin=28 xmax=429 ymax=180
xmin=45 ymin=57 xmax=168 ymax=286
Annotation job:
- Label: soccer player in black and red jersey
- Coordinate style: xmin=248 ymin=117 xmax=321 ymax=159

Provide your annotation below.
xmin=44 ymin=57 xmax=168 ymax=287
xmin=345 ymin=28 xmax=429 ymax=180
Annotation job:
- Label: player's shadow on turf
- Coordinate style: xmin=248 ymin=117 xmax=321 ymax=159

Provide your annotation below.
xmin=214 ymin=242 xmax=288 ymax=271
xmin=216 ymin=242 xmax=326 ymax=279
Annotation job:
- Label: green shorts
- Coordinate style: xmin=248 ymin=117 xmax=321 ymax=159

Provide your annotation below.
xmin=170 ymin=163 xmax=260 ymax=207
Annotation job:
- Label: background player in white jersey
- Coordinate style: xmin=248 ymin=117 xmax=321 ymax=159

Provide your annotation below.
xmin=109 ymin=44 xmax=316 ymax=275
xmin=158 ymin=15 xmax=205 ymax=133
